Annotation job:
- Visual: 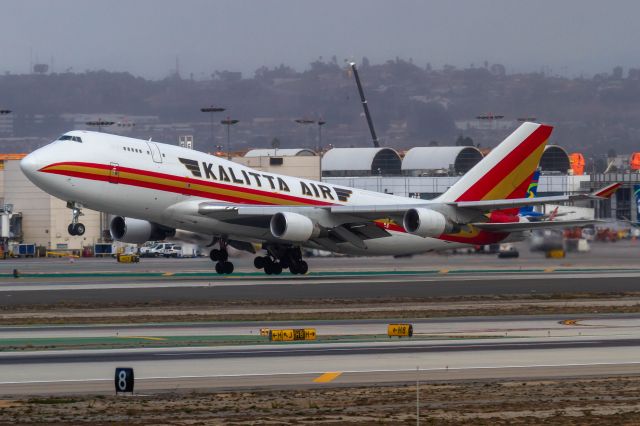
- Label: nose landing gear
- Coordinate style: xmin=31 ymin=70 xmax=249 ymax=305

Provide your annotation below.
xmin=210 ymin=240 xmax=234 ymax=274
xmin=67 ymin=203 xmax=85 ymax=236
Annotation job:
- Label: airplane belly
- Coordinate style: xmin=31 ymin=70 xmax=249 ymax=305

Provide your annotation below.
xmin=326 ymin=232 xmax=463 ymax=256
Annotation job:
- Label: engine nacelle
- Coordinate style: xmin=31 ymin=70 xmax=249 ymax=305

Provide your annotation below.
xmin=270 ymin=212 xmax=319 ymax=242
xmin=109 ymin=216 xmax=175 ymax=244
xmin=402 ymin=208 xmax=451 ymax=238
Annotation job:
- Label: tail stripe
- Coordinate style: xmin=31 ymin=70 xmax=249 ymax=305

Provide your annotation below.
xmin=455 ymin=124 xmax=552 ymax=201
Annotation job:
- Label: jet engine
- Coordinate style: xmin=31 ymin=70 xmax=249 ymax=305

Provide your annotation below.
xmin=402 ymin=208 xmax=452 ymax=238
xmin=109 ymin=216 xmax=175 ymax=244
xmin=270 ymin=212 xmax=319 ymax=242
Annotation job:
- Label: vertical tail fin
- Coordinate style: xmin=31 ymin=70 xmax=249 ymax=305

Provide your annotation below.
xmin=438 ymin=122 xmax=552 ymax=203
xmin=519 ymin=169 xmax=540 ymax=215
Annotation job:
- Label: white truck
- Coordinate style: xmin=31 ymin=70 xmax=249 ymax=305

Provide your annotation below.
xmin=140 ymin=242 xmax=177 ymax=258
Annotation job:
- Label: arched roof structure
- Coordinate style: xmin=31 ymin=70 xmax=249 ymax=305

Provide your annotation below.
xmin=244 ymin=148 xmax=316 ymax=157
xmin=540 ymin=145 xmax=570 ymax=174
xmin=401 ymin=146 xmax=483 ymax=176
xmin=321 ymin=147 xmax=402 ymax=177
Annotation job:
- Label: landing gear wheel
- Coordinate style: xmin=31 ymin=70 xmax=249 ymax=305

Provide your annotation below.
xmin=254 ymin=256 xmax=266 ymax=269
xmin=222 ymin=261 xmax=234 ymax=274
xmin=215 ymin=262 xmax=224 ymax=274
xmin=289 ymin=263 xmax=299 ymax=275
xmin=298 ymin=260 xmax=308 ymax=275
xmin=264 ymin=258 xmax=274 ymax=275
xmin=210 ymin=249 xmax=221 ymax=262
xmin=68 ymin=223 xmax=85 ymax=236
xmin=74 ymin=223 xmax=85 ymax=236
xmin=271 ymin=262 xmax=283 ymax=275
xmin=210 ymin=248 xmax=229 ymax=262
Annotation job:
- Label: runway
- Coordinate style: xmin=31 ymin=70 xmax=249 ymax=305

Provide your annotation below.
xmin=1 ymin=241 xmax=640 ymax=307
xmin=1 ymin=243 xmax=640 ymax=395
xmin=1 ymin=314 xmax=640 ymax=395
xmin=1 ymin=272 xmax=640 ymax=307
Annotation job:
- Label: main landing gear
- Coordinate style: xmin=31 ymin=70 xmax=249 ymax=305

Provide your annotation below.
xmin=67 ymin=203 xmax=85 ymax=236
xmin=254 ymin=245 xmax=308 ymax=275
xmin=210 ymin=240 xmax=234 ymax=274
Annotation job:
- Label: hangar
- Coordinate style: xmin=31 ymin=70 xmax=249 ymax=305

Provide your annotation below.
xmin=244 ymin=148 xmax=316 ymax=157
xmin=401 ymin=146 xmax=483 ymax=176
xmin=321 ymin=147 xmax=402 ymax=177
xmin=540 ymin=145 xmax=571 ymax=174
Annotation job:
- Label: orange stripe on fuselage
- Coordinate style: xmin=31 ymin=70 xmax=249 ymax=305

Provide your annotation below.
xmin=40 ymin=162 xmax=334 ymax=206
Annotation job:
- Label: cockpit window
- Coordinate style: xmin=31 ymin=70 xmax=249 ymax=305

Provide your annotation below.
xmin=57 ymin=135 xmax=83 ymax=142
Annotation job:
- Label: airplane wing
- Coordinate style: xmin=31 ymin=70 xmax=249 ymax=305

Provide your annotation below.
xmin=190 ymin=181 xmax=620 ymax=247
xmin=451 ymin=182 xmax=621 ymax=211
xmin=194 ymin=201 xmax=393 ymax=249
xmin=197 ymin=182 xmax=619 ymax=226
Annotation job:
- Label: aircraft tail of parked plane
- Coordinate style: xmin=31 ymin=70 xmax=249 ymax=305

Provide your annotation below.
xmin=19 ymin=122 xmax=619 ymax=275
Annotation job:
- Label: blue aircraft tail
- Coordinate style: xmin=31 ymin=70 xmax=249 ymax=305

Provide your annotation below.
xmin=519 ymin=170 xmax=540 ymax=217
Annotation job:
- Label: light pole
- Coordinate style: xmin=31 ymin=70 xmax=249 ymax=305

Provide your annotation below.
xmin=201 ymin=106 xmax=226 ymax=151
xmin=295 ymin=118 xmax=315 ymax=149
xmin=317 ymin=120 xmax=326 ymax=153
xmin=476 ymin=113 xmax=504 ymax=130
xmin=86 ymin=119 xmax=115 ymax=133
xmin=220 ymin=117 xmax=239 ymax=159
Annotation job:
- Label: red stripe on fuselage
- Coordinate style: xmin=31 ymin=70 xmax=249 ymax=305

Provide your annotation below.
xmin=456 ymin=125 xmax=551 ymax=201
xmin=40 ymin=162 xmax=335 ymax=206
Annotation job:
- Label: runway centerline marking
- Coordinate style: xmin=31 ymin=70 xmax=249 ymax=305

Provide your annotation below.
xmin=313 ymin=372 xmax=342 ymax=383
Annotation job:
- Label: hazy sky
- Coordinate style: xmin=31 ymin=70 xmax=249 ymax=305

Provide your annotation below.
xmin=1 ymin=0 xmax=639 ymax=79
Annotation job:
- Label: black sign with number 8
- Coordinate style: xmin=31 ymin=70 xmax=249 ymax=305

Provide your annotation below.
xmin=115 ymin=367 xmax=134 ymax=393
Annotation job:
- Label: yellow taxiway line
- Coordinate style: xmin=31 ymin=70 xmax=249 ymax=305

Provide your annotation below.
xmin=313 ymin=372 xmax=342 ymax=383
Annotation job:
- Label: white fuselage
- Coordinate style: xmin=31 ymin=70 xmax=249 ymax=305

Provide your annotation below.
xmin=20 ymin=131 xmax=507 ymax=255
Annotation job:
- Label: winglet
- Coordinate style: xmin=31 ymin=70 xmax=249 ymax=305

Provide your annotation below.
xmin=592 ymin=182 xmax=621 ymax=199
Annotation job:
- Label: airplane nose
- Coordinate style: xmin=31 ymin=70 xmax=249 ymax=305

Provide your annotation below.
xmin=20 ymin=151 xmax=42 ymax=180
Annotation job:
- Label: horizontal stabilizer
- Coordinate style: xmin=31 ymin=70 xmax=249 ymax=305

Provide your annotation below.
xmin=472 ymin=219 xmax=602 ymax=232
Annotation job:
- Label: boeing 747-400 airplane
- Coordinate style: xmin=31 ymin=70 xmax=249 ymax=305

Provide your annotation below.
xmin=20 ymin=122 xmax=618 ymax=274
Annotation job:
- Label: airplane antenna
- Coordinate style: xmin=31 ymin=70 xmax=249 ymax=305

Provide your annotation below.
xmin=349 ymin=62 xmax=380 ymax=148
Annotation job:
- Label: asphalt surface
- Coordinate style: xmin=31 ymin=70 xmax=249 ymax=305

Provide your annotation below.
xmin=0 ymin=242 xmax=639 ymax=394
xmin=1 ymin=313 xmax=640 ymax=395
xmin=1 ymin=240 xmax=639 ymax=306
xmin=3 ymin=239 xmax=640 ymax=272
xmin=0 ymin=335 xmax=639 ymax=395
xmin=1 ymin=273 xmax=640 ymax=306
xmin=1 ymin=338 xmax=640 ymax=365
